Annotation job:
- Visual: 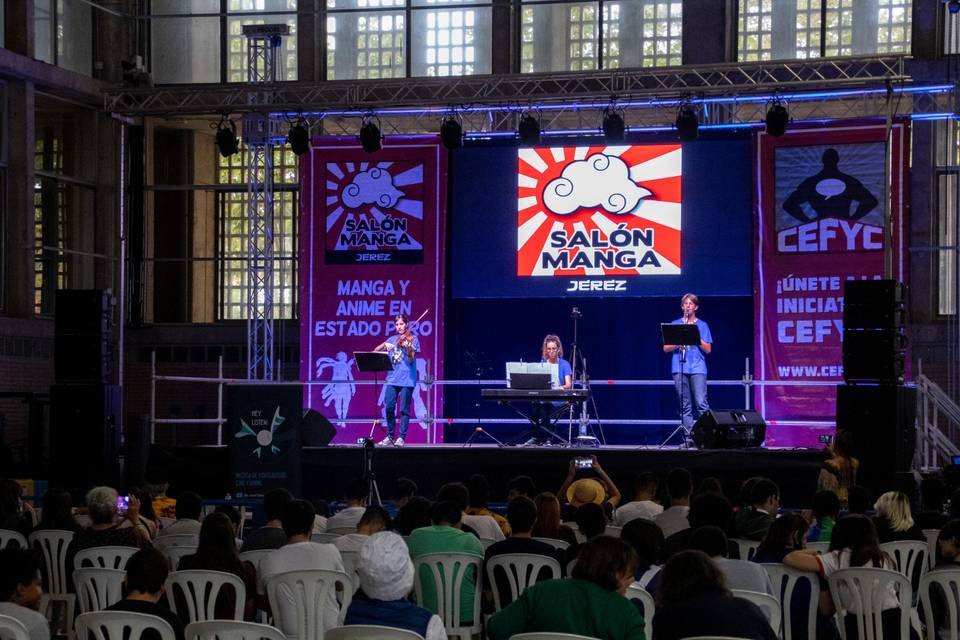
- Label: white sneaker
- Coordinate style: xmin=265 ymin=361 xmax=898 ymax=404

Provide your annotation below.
xmin=394 ymin=437 xmax=405 ymax=447
xmin=377 ymin=436 xmax=393 ymax=447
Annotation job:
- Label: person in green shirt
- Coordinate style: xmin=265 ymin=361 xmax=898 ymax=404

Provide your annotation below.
xmin=487 ymin=536 xmax=646 ymax=640
xmin=406 ymin=500 xmax=485 ymax=625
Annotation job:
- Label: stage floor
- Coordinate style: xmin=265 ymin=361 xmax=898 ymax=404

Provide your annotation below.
xmin=149 ymin=443 xmax=829 ymax=509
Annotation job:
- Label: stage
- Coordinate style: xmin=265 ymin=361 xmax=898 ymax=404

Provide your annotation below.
xmin=147 ymin=443 xmax=829 ymax=509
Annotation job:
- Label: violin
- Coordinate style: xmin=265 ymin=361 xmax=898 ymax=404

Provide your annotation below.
xmin=397 ymin=330 xmax=417 ymax=363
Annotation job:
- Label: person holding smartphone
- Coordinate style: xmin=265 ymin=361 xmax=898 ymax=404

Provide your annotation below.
xmin=558 ymin=455 xmax=621 ymax=520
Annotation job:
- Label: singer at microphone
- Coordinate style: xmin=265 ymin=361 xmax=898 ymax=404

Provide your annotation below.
xmin=663 ymin=293 xmax=713 ymax=446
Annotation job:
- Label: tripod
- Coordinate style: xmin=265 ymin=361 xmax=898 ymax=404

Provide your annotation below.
xmin=568 ymin=307 xmax=600 ymax=446
xmin=353 ymin=351 xmax=393 ymax=440
xmin=361 ymin=438 xmax=382 ymax=505
xmin=658 ymin=323 xmax=702 ymax=448
xmin=462 ymin=425 xmax=505 ymax=447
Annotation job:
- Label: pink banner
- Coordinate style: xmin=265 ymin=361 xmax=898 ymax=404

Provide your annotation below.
xmin=754 ymin=123 xmax=908 ymax=439
xmin=299 ymin=137 xmax=447 ymax=444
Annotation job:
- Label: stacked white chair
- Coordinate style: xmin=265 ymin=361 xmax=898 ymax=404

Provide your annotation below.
xmin=75 ymin=610 xmax=177 ymax=640
xmin=484 ymin=553 xmax=562 ymax=611
xmin=265 ymin=569 xmax=353 ymax=640
xmin=624 ymin=584 xmax=655 ymax=640
xmin=165 ymin=569 xmax=246 ymax=623
xmin=826 ymin=566 xmax=911 ymax=640
xmin=0 ymin=614 xmax=30 ymax=640
xmin=731 ymin=589 xmax=781 ymax=634
xmin=184 ymin=620 xmax=287 ymax=640
xmin=74 ymin=568 xmax=126 ymax=613
xmin=761 ymin=563 xmax=820 ymax=640
xmin=412 ymin=553 xmax=482 ymax=640
xmin=325 ymin=626 xmax=424 ymax=640
xmin=30 ymin=530 xmax=76 ymax=637
xmin=918 ymin=568 xmax=960 ymax=640
xmin=74 ymin=546 xmax=137 ymax=570
xmin=0 ymin=529 xmax=27 ymax=550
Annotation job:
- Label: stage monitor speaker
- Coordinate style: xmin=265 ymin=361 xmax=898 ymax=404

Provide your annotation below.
xmin=836 ymin=384 xmax=916 ymax=494
xmin=692 ymin=410 xmax=766 ymax=449
xmin=302 ymin=409 xmax=337 ymax=447
xmin=49 ymin=383 xmax=122 ymax=490
xmin=54 ymin=289 xmax=110 ymax=383
xmin=842 ymin=330 xmax=905 ymax=382
xmin=844 ymin=280 xmax=905 ymax=330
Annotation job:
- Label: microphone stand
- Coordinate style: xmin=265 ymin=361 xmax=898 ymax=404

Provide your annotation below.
xmin=567 ymin=307 xmax=599 ymax=447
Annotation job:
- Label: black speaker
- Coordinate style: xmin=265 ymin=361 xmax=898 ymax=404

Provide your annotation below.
xmin=50 ymin=384 xmax=122 ymax=490
xmin=54 ymin=289 xmax=111 ymax=383
xmin=302 ymin=409 xmax=337 ymax=447
xmin=692 ymin=410 xmax=766 ymax=449
xmin=842 ymin=330 xmax=905 ymax=382
xmin=836 ymin=384 xmax=916 ymax=494
xmin=844 ymin=280 xmax=905 ymax=330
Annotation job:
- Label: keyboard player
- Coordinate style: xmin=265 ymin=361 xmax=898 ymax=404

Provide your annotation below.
xmin=523 ymin=334 xmax=572 ymax=445
xmin=542 ymin=334 xmax=573 ymax=390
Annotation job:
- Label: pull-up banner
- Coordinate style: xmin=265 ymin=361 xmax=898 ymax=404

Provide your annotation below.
xmin=754 ymin=123 xmax=908 ymax=439
xmin=299 ymin=137 xmax=447 ymax=444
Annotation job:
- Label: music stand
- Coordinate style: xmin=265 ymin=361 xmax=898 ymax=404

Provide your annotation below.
xmin=353 ymin=351 xmax=394 ymax=441
xmin=659 ymin=323 xmax=702 ymax=448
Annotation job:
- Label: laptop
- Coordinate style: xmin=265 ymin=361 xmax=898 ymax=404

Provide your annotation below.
xmin=506 ymin=361 xmax=560 ymax=390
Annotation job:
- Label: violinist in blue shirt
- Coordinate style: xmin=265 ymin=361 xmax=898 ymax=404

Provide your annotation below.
xmin=374 ymin=313 xmax=420 ymax=447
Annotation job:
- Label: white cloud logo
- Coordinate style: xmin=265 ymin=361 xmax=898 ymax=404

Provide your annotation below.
xmin=342 ymin=168 xmax=404 ymax=209
xmin=542 ymin=153 xmax=653 ymax=216
xmin=815 ymin=178 xmax=846 ymax=200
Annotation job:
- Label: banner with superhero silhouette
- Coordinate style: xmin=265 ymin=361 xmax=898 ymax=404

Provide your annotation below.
xmin=754 ymin=123 xmax=908 ymax=439
xmin=299 ymin=137 xmax=446 ymax=444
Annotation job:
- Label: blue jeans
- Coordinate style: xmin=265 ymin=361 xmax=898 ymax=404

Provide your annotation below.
xmin=673 ymin=373 xmax=709 ymax=431
xmin=384 ymin=384 xmax=413 ymax=439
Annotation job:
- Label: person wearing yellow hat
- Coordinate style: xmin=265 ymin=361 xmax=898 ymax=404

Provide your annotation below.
xmin=558 ymin=455 xmax=621 ymax=521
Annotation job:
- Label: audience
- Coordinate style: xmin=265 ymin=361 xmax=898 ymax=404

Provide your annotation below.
xmin=241 ymin=488 xmax=293 ymax=552
xmin=258 ymin=499 xmax=346 ymax=635
xmin=807 ymin=490 xmax=841 ymax=542
xmin=394 ymin=478 xmax=418 ymax=510
xmin=654 ymin=468 xmax=692 ymax=538
xmin=662 ymin=491 xmax=737 ymax=560
xmin=333 ymin=505 xmax=392 ymax=553
xmin=106 ymin=548 xmax=185 ymax=640
xmin=734 ymin=477 xmax=780 ymax=541
xmin=311 ymin=499 xmax=330 ymax=534
xmin=652 ymin=549 xmax=777 ymax=640
xmin=559 ymin=456 xmax=621 ymax=520
xmin=35 ymin=489 xmax=80 ymax=533
xmin=176 ymin=512 xmax=257 ymax=620
xmin=0 ymin=549 xmax=49 ymax=640
xmin=466 ymin=474 xmax=511 ymax=537
xmin=689 ymin=525 xmax=775 ymax=595
xmin=144 ymin=467 xmax=177 ymax=520
xmin=407 ymin=500 xmax=484 ymax=625
xmin=326 ymin=479 xmax=370 ymax=531
xmin=343 ymin=532 xmax=447 ymax=640
xmin=0 ymin=479 xmax=34 ymax=539
xmin=935 ymin=519 xmax=960 ymax=568
xmin=507 ymin=476 xmax=537 ymax=501
xmin=130 ymin=488 xmax=160 ymax=540
xmin=67 ymin=486 xmax=148 ymax=574
xmin=818 ymin=429 xmax=858 ymax=509
xmin=530 ymin=492 xmax=577 ymax=547
xmin=437 ymin=481 xmax=504 ymax=542
xmin=487 ymin=536 xmax=645 ymax=640
xmin=846 ymin=485 xmax=872 ymax=515
xmin=155 ymin=491 xmax=202 ymax=543
xmin=695 ymin=476 xmax=724 ymax=497
xmin=872 ymin=490 xmax=925 ymax=543
xmin=620 ymin=517 xmax=664 ymax=587
xmin=754 ymin=512 xmax=809 ymax=563
xmin=394 ymin=496 xmax=432 ymax=535
xmin=613 ymin=472 xmax=663 ymax=526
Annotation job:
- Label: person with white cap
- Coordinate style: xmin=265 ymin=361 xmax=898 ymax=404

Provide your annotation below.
xmin=343 ymin=531 xmax=447 ymax=640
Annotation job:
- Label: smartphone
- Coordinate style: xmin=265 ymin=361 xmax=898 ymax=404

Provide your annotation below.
xmin=574 ymin=456 xmax=593 ymax=469
xmin=116 ymin=495 xmax=130 ymax=513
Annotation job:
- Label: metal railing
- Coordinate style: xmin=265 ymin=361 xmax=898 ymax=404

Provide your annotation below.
xmin=916 ymin=370 xmax=960 ymax=471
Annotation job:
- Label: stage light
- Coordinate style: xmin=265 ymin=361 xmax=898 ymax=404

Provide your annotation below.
xmin=602 ymin=107 xmax=626 ymax=141
xmin=215 ymin=117 xmax=240 ymax=158
xmin=518 ymin=112 xmax=541 ymax=145
xmin=287 ymin=118 xmax=311 ymax=156
xmin=359 ymin=117 xmax=382 ymax=153
xmin=675 ymin=104 xmax=699 ymax=142
xmin=765 ymin=100 xmax=789 ymax=137
xmin=440 ymin=115 xmax=463 ymax=149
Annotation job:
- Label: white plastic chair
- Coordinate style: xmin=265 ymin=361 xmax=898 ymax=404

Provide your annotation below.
xmin=265 ymin=569 xmax=353 ymax=640
xmin=826 ymin=567 xmax=911 ymax=640
xmin=880 ymin=540 xmax=928 ymax=599
xmin=761 ymin=563 xmax=820 ymax=640
xmin=165 ymin=545 xmax=199 ymax=570
xmin=239 ymin=549 xmax=275 ymax=569
xmin=923 ymin=529 xmax=940 ymax=569
xmin=185 ymin=620 xmax=288 ymax=640
xmin=339 ymin=550 xmax=360 ymax=590
xmin=0 ymin=529 xmax=28 ymax=550
xmin=30 ymin=530 xmax=77 ymax=638
xmin=731 ymin=589 xmax=781 ymax=635
xmin=531 ymin=537 xmax=570 ymax=551
xmin=603 ymin=525 xmax=622 ymax=538
xmin=158 ymin=533 xmax=200 ymax=548
xmin=509 ymin=633 xmax=601 ymax=640
xmin=165 ymin=569 xmax=246 ymax=623
xmin=806 ymin=541 xmax=830 ymax=555
xmin=919 ymin=568 xmax=960 ymax=640
xmin=74 ymin=568 xmax=126 ymax=613
xmin=625 ymin=584 xmax=654 ymax=640
xmin=412 ymin=552 xmax=482 ymax=640
xmin=484 ymin=553 xmax=562 ymax=611
xmin=0 ymin=614 xmax=30 ymax=640
xmin=325 ymin=626 xmax=424 ymax=640
xmin=159 ymin=517 xmax=177 ymax=530
xmin=731 ymin=538 xmax=760 ymax=561
xmin=311 ymin=533 xmax=341 ymax=544
xmin=75 ymin=610 xmax=177 ymax=640
xmin=74 ymin=545 xmax=137 ymax=570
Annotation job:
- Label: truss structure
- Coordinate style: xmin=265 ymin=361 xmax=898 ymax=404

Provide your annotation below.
xmin=243 ymin=24 xmax=288 ymax=381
